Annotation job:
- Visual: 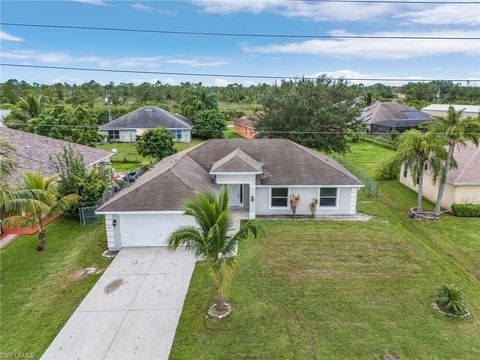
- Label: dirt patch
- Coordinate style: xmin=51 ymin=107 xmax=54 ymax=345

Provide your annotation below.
xmin=104 ymin=278 xmax=124 ymax=294
xmin=69 ymin=267 xmax=99 ymax=281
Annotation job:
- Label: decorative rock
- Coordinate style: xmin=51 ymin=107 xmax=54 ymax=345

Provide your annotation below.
xmin=102 ymin=250 xmax=118 ymax=258
xmin=207 ymin=303 xmax=232 ymax=319
xmin=432 ymin=302 xmax=471 ymax=318
xmin=83 ymin=267 xmax=98 ymax=275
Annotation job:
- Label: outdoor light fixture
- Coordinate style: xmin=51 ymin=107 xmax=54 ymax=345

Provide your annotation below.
xmin=251 ymin=195 xmax=254 ymax=202
xmin=112 ymin=219 xmax=117 ymax=227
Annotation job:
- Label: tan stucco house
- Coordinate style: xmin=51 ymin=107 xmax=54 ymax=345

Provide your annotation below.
xmin=400 ymin=141 xmax=480 ymax=209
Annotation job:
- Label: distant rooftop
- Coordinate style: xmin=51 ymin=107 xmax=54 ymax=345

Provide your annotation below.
xmin=361 ymin=101 xmax=431 ymax=126
xmin=421 ymin=104 xmax=480 ymax=114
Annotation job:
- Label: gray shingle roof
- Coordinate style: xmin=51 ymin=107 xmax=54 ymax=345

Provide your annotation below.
xmin=361 ymin=101 xmax=431 ymax=127
xmin=100 ymin=106 xmax=192 ymax=130
xmin=98 ymin=139 xmax=362 ymax=212
xmin=233 ymin=112 xmax=263 ymax=128
xmin=0 ymin=127 xmax=113 ymax=185
xmin=444 ymin=142 xmax=480 ymax=185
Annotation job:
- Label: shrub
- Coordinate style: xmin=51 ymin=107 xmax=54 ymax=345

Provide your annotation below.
xmin=375 ymin=157 xmax=400 ymax=180
xmin=435 ymin=284 xmax=468 ymax=316
xmin=192 ymin=109 xmax=226 ymax=139
xmin=361 ymin=135 xmax=398 ymax=150
xmin=136 ymin=128 xmax=176 ymax=160
xmin=451 ymin=203 xmax=480 ymax=217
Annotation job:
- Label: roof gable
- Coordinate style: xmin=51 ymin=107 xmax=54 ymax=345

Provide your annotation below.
xmin=210 ymin=149 xmax=263 ymax=173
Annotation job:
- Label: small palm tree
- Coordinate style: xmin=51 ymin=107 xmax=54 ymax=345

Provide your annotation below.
xmin=435 ymin=284 xmax=467 ymax=316
xmin=4 ymin=172 xmax=79 ymax=251
xmin=19 ymin=93 xmax=44 ymax=119
xmin=393 ymin=130 xmax=447 ymax=212
xmin=422 ymin=107 xmax=480 ymax=216
xmin=168 ymin=187 xmax=262 ymax=314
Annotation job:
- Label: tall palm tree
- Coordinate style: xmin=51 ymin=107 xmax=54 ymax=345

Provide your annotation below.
xmin=4 ymin=172 xmax=79 ymax=251
xmin=19 ymin=93 xmax=43 ymax=119
xmin=393 ymin=130 xmax=447 ymax=212
xmin=168 ymin=187 xmax=262 ymax=314
xmin=422 ymin=106 xmax=480 ymax=216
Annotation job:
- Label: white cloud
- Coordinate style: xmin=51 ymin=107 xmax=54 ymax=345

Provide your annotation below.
xmin=0 ymin=31 xmax=24 ymax=42
xmin=50 ymin=76 xmax=80 ymax=84
xmin=131 ymin=2 xmax=154 ymax=11
xmin=213 ymin=78 xmax=231 ymax=87
xmin=192 ymin=0 xmax=393 ymax=22
xmin=307 ymin=69 xmax=429 ymax=86
xmin=397 ymin=5 xmax=480 ymax=26
xmin=165 ymin=58 xmax=229 ymax=67
xmin=193 ymin=1 xmax=480 ymax=25
xmin=72 ymin=0 xmax=109 ymax=5
xmin=164 ymin=77 xmax=176 ymax=85
xmin=242 ymin=30 xmax=479 ymax=60
xmin=1 ymin=50 xmax=162 ymax=67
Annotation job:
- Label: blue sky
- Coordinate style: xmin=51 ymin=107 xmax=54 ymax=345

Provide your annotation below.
xmin=1 ymin=0 xmax=479 ymax=86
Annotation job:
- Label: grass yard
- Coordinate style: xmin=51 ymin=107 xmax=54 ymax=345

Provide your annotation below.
xmin=0 ymin=217 xmax=112 ymax=359
xmin=171 ymin=141 xmax=480 ymax=359
xmin=98 ymin=139 xmax=204 ymax=171
xmin=223 ymin=128 xmax=243 ymax=139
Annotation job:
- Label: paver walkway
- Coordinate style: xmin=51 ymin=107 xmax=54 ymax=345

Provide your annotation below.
xmin=41 ymin=247 xmax=196 ymax=360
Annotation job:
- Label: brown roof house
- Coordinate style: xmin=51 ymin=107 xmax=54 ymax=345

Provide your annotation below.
xmin=361 ymin=101 xmax=431 ymax=134
xmin=233 ymin=112 xmax=262 ymax=139
xmin=97 ymin=139 xmax=363 ymax=250
xmin=0 ymin=127 xmax=114 ymax=185
xmin=400 ymin=141 xmax=480 ymax=209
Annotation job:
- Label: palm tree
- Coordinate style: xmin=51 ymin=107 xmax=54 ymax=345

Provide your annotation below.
xmin=4 ymin=172 xmax=79 ymax=251
xmin=181 ymin=90 xmax=218 ymax=119
xmin=168 ymin=187 xmax=262 ymax=314
xmin=0 ymin=136 xmax=17 ymax=179
xmin=19 ymin=93 xmax=43 ymax=119
xmin=422 ymin=106 xmax=480 ymax=217
xmin=393 ymin=130 xmax=447 ymax=212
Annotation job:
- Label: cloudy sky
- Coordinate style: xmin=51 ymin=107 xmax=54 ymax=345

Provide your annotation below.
xmin=1 ymin=0 xmax=479 ymax=86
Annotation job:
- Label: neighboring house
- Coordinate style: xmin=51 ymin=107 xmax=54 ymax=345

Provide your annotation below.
xmin=0 ymin=109 xmax=11 ymax=127
xmin=400 ymin=141 xmax=480 ymax=210
xmin=233 ymin=113 xmax=259 ymax=139
xmin=0 ymin=126 xmax=114 ymax=185
xmin=99 ymin=106 xmax=192 ymax=143
xmin=96 ymin=139 xmax=363 ymax=250
xmin=421 ymin=104 xmax=480 ymax=119
xmin=361 ymin=101 xmax=431 ymax=134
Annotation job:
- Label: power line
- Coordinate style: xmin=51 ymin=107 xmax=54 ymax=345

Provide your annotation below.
xmin=5 ymin=123 xmax=480 ymax=135
xmin=2 ymin=64 xmax=479 ymax=83
xmin=2 ymin=22 xmax=478 ymax=40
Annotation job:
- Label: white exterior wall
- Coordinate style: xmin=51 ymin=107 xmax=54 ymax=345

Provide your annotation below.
xmin=255 ymin=186 xmax=358 ymax=216
xmin=100 ymin=128 xmax=191 ymax=143
xmin=103 ymin=213 xmax=195 ymax=250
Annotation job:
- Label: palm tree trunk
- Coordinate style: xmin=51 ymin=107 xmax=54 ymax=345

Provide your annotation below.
xmin=417 ymin=171 xmax=424 ymax=212
xmin=215 ymin=291 xmax=225 ymax=312
xmin=434 ymin=143 xmax=454 ymax=217
xmin=37 ymin=230 xmax=46 ymax=251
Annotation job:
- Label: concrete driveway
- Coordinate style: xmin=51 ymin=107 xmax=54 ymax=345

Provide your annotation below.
xmin=41 ymin=247 xmax=196 ymax=360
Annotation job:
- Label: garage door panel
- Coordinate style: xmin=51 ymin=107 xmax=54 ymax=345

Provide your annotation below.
xmin=119 ymin=214 xmax=195 ymax=247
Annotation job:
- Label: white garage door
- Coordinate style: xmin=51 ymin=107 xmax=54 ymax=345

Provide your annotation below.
xmin=119 ymin=213 xmax=195 ymax=247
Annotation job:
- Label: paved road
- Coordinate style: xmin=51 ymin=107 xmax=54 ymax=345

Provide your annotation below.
xmin=41 ymin=247 xmax=196 ymax=360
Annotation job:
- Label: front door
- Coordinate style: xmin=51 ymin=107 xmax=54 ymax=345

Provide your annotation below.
xmin=229 ymin=184 xmax=243 ymax=207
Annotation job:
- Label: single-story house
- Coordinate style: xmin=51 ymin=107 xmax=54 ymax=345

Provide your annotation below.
xmin=400 ymin=141 xmax=480 ymax=209
xmin=361 ymin=101 xmax=431 ymax=134
xmin=0 ymin=126 xmax=114 ymax=185
xmin=97 ymin=139 xmax=363 ymax=250
xmin=421 ymin=104 xmax=480 ymax=119
xmin=99 ymin=106 xmax=192 ymax=143
xmin=233 ymin=113 xmax=260 ymax=139
xmin=0 ymin=109 xmax=11 ymax=127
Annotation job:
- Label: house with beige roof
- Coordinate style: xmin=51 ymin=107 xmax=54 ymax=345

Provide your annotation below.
xmin=97 ymin=139 xmax=363 ymax=250
xmin=400 ymin=141 xmax=480 ymax=209
xmin=421 ymin=104 xmax=480 ymax=119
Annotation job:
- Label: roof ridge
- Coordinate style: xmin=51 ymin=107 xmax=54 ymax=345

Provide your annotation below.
xmin=160 ymin=108 xmax=192 ymax=128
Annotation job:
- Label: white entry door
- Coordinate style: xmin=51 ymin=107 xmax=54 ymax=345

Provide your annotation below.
xmin=229 ymin=184 xmax=243 ymax=207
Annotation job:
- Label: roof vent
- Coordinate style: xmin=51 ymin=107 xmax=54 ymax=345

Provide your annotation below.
xmin=24 ymin=143 xmax=31 ymax=149
xmin=144 ymin=108 xmax=153 ymax=112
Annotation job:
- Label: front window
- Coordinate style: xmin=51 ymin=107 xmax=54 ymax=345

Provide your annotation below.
xmin=319 ymin=188 xmax=337 ymax=207
xmin=170 ymin=130 xmax=182 ymax=140
xmin=271 ymin=188 xmax=289 ymax=207
xmin=108 ymin=130 xmax=119 ymax=140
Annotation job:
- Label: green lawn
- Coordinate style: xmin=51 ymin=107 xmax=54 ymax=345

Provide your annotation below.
xmin=171 ymin=141 xmax=480 ymax=359
xmin=98 ymin=139 xmax=203 ymax=171
xmin=223 ymin=129 xmax=242 ymax=139
xmin=0 ymin=217 xmax=112 ymax=359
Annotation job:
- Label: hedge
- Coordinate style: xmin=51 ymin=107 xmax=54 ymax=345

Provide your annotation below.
xmin=360 ymin=135 xmax=398 ymax=150
xmin=451 ymin=203 xmax=480 ymax=217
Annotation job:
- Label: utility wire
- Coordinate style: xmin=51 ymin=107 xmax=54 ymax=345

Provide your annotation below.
xmin=1 ymin=22 xmax=479 ymax=40
xmin=2 ymin=64 xmax=479 ymax=83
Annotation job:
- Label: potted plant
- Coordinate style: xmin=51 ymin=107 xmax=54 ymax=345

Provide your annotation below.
xmin=290 ymin=193 xmax=300 ymax=216
xmin=309 ymin=198 xmax=318 ymax=217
